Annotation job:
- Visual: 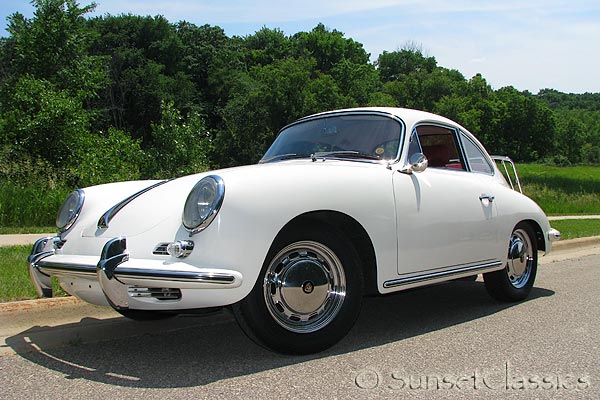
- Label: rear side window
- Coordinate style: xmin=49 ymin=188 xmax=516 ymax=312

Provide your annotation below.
xmin=461 ymin=133 xmax=493 ymax=175
xmin=414 ymin=125 xmax=466 ymax=170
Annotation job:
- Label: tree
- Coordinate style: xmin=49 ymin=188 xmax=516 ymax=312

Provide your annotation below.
xmin=1 ymin=0 xmax=107 ymax=169
xmin=5 ymin=0 xmax=107 ymax=98
xmin=376 ymin=47 xmax=437 ymax=82
xmin=292 ymin=24 xmax=370 ymax=73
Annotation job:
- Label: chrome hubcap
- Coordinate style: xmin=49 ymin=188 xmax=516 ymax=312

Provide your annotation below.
xmin=263 ymin=241 xmax=346 ymax=333
xmin=506 ymin=229 xmax=533 ymax=289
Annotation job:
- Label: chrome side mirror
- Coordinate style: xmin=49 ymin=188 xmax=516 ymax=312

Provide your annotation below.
xmin=401 ymin=153 xmax=428 ymax=174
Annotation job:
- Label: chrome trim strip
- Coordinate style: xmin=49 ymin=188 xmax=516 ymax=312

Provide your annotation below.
xmin=37 ymin=260 xmax=97 ymax=275
xmin=98 ymin=180 xmax=170 ymax=229
xmin=114 ymin=268 xmax=236 ymax=284
xmin=384 ymin=260 xmax=503 ymax=288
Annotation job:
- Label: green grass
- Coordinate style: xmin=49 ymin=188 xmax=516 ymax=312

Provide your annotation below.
xmin=549 ymin=219 xmax=600 ymax=240
xmin=518 ymin=164 xmax=600 ymax=215
xmin=0 ymin=245 xmax=66 ymax=302
xmin=0 ymin=180 xmax=70 ymax=227
xmin=0 ymin=226 xmax=56 ymax=234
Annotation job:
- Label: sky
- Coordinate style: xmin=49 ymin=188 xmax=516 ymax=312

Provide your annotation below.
xmin=1 ymin=0 xmax=599 ymax=94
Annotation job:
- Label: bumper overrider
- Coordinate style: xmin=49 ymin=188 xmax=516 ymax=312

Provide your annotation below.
xmin=29 ymin=236 xmax=243 ymax=310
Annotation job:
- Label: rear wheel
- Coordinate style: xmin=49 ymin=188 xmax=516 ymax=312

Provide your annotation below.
xmin=233 ymin=225 xmax=363 ymax=354
xmin=484 ymin=222 xmax=538 ymax=302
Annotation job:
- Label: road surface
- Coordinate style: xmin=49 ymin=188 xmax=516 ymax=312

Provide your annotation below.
xmin=1 ymin=247 xmax=599 ymax=399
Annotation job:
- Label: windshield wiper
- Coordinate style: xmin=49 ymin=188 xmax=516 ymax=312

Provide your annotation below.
xmin=311 ymin=151 xmax=381 ymax=162
xmin=260 ymin=153 xmax=311 ymax=163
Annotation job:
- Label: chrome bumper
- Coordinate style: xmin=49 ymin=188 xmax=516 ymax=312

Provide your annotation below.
xmin=29 ymin=236 xmax=242 ymax=308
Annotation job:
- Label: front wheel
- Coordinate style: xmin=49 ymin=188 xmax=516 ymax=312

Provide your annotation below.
xmin=484 ymin=222 xmax=538 ymax=302
xmin=233 ymin=225 xmax=363 ymax=354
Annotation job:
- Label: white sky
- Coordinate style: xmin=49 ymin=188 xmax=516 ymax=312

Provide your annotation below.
xmin=1 ymin=0 xmax=598 ymax=94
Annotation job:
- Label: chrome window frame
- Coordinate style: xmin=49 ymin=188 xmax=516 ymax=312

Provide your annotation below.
xmin=410 ymin=123 xmax=468 ymax=172
xmin=458 ymin=131 xmax=495 ymax=176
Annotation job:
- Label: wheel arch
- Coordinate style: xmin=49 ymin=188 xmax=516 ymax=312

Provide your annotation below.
xmin=520 ymin=219 xmax=546 ymax=252
xmin=271 ymin=210 xmax=379 ymax=296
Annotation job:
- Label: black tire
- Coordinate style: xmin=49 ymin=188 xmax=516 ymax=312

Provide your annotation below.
xmin=484 ymin=222 xmax=538 ymax=302
xmin=233 ymin=224 xmax=364 ymax=355
xmin=116 ymin=309 xmax=177 ymax=321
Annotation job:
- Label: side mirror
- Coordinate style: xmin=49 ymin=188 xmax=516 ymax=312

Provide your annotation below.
xmin=401 ymin=153 xmax=428 ymax=174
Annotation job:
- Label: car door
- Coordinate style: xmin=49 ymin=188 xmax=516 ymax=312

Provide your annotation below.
xmin=392 ymin=124 xmax=500 ymax=276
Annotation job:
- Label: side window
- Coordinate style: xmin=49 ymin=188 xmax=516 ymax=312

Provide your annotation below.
xmin=461 ymin=133 xmax=493 ymax=175
xmin=415 ymin=125 xmax=466 ymax=170
xmin=407 ymin=129 xmax=422 ymax=159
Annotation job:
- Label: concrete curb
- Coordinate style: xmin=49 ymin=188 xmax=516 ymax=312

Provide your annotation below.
xmin=0 ymin=296 xmax=82 ymax=314
xmin=2 ymin=236 xmax=599 ymax=314
xmin=551 ymin=235 xmax=600 ymax=251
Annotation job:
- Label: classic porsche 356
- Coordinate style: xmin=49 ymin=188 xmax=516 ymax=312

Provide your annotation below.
xmin=29 ymin=107 xmax=560 ymax=354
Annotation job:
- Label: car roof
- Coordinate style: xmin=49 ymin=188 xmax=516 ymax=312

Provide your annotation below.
xmin=298 ymin=107 xmax=462 ymax=132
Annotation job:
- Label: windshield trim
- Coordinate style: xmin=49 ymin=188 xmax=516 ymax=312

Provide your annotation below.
xmin=260 ymin=110 xmax=407 ymax=165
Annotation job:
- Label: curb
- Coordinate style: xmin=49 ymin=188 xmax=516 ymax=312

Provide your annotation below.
xmin=0 ymin=296 xmax=81 ymax=314
xmin=551 ymin=235 xmax=600 ymax=251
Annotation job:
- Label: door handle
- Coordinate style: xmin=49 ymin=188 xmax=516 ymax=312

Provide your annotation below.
xmin=479 ymin=194 xmax=495 ymax=203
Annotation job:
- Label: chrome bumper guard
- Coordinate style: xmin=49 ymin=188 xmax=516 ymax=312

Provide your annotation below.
xmin=28 ymin=237 xmax=59 ymax=297
xmin=29 ymin=236 xmax=240 ymax=308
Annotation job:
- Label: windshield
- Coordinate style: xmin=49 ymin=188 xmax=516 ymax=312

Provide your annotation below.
xmin=260 ymin=114 xmax=403 ymax=163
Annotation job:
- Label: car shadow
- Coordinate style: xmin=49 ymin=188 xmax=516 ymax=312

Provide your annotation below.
xmin=5 ymin=280 xmax=554 ymax=388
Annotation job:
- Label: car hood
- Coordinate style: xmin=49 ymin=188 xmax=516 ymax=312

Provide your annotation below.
xmin=77 ymin=159 xmax=388 ymax=239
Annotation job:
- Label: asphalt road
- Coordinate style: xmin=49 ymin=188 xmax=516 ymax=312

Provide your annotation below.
xmin=1 ymin=251 xmax=599 ymax=399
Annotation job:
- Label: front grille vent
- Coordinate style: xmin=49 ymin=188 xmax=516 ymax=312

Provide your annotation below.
xmin=128 ymin=286 xmax=182 ymax=301
xmin=152 ymin=243 xmax=170 ymax=255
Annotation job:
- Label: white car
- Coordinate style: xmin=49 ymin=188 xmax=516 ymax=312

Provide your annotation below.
xmin=29 ymin=107 xmax=561 ymax=354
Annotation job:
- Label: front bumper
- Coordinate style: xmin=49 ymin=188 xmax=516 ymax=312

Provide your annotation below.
xmin=29 ymin=236 xmax=243 ymax=310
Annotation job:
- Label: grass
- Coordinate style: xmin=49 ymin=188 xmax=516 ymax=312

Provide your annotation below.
xmin=0 ymin=180 xmax=70 ymax=227
xmin=0 ymin=226 xmax=56 ymax=234
xmin=518 ymin=164 xmax=600 ymax=215
xmin=549 ymin=219 xmax=600 ymax=240
xmin=0 ymin=245 xmax=66 ymax=302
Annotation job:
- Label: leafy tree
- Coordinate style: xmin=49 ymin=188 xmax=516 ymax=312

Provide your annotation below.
xmin=243 ymin=27 xmax=292 ymax=66
xmin=71 ymin=127 xmax=144 ymax=186
xmin=2 ymin=75 xmax=90 ymax=168
xmin=1 ymin=0 xmax=107 ymax=170
xmin=87 ymin=14 xmax=196 ymax=142
xmin=376 ymin=47 xmax=437 ymax=83
xmin=292 ymin=23 xmax=370 ymax=73
xmin=146 ymin=102 xmax=211 ymax=178
xmin=5 ymin=0 xmax=107 ymax=96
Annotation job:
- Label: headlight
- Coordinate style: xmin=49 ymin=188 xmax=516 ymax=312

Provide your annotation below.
xmin=182 ymin=175 xmax=225 ymax=235
xmin=56 ymin=189 xmax=85 ymax=232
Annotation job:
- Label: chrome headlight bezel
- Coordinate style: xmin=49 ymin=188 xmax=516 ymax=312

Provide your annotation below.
xmin=56 ymin=189 xmax=85 ymax=232
xmin=182 ymin=175 xmax=225 ymax=235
